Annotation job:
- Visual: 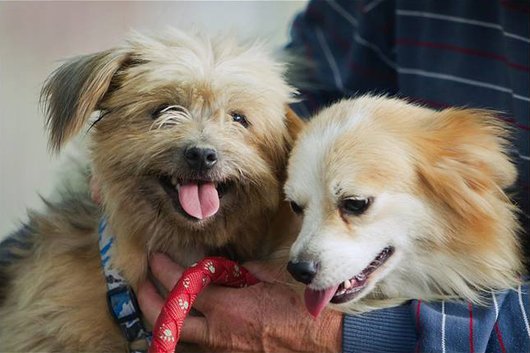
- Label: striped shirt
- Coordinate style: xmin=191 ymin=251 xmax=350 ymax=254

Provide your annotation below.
xmin=341 ymin=283 xmax=530 ymax=353
xmin=287 ymin=0 xmax=529 ymax=236
xmin=286 ymin=1 xmax=529 ymax=351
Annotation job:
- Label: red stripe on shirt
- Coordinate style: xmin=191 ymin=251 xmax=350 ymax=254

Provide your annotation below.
xmin=468 ymin=302 xmax=475 ymax=353
xmin=395 ymin=38 xmax=530 ymax=72
xmin=415 ymin=299 xmax=422 ymax=353
xmin=501 ymin=0 xmax=530 ymax=14
xmin=494 ymin=322 xmax=508 ymax=353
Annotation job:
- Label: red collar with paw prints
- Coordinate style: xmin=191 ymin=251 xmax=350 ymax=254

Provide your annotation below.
xmin=149 ymin=257 xmax=259 ymax=353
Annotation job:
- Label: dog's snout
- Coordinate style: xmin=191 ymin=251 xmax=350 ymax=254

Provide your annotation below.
xmin=184 ymin=146 xmax=218 ymax=170
xmin=287 ymin=260 xmax=318 ymax=285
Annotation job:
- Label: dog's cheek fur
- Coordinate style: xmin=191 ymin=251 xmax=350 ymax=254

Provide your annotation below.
xmin=87 ymin=90 xmax=297 ymax=276
xmin=414 ymin=109 xmax=520 ymax=256
xmin=401 ymin=108 xmax=522 ymax=300
xmin=89 ymin=104 xmax=287 ymax=219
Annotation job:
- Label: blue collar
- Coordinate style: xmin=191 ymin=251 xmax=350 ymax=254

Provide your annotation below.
xmin=98 ymin=217 xmax=151 ymax=351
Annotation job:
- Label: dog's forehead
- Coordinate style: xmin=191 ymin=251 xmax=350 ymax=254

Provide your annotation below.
xmin=286 ymin=98 xmax=417 ymax=201
xmin=124 ymin=34 xmax=289 ymax=100
xmin=286 ymin=100 xmax=365 ymax=200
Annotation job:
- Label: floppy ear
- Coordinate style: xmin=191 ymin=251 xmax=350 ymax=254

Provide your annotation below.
xmin=41 ymin=49 xmax=130 ymax=151
xmin=273 ymin=106 xmax=306 ymax=183
xmin=416 ymin=108 xmax=517 ymax=221
xmin=285 ymin=106 xmax=305 ymax=146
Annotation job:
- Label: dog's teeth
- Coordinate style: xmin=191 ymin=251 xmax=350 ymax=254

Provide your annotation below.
xmin=343 ymin=280 xmax=352 ymax=289
xmin=356 ymin=273 xmax=366 ymax=281
xmin=171 ymin=176 xmax=177 ymax=186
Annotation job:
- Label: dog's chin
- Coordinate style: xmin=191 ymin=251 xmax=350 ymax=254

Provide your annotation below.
xmin=328 ymin=246 xmax=396 ymax=304
xmin=157 ymin=174 xmax=234 ymax=226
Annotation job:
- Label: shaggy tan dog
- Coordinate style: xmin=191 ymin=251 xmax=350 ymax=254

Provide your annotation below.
xmin=285 ymin=96 xmax=524 ymax=316
xmin=0 ymin=29 xmax=302 ymax=351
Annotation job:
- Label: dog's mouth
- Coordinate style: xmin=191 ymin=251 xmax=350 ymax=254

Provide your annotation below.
xmin=304 ymin=246 xmax=395 ymax=317
xmin=159 ymin=175 xmax=231 ymax=221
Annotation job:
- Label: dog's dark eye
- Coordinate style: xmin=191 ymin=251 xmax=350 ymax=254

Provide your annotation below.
xmin=340 ymin=197 xmax=372 ymax=216
xmin=231 ymin=112 xmax=249 ymax=128
xmin=290 ymin=201 xmax=304 ymax=215
xmin=152 ymin=105 xmax=180 ymax=119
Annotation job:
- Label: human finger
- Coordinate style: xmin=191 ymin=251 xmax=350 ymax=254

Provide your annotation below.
xmin=180 ymin=316 xmax=209 ymax=344
xmin=137 ymin=279 xmax=164 ymax=325
xmin=149 ymin=253 xmax=184 ymax=291
xmin=89 ymin=175 xmax=102 ymax=204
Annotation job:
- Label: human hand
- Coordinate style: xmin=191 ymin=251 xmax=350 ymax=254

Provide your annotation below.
xmin=89 ymin=175 xmax=102 ymax=204
xmin=138 ymin=253 xmax=342 ymax=353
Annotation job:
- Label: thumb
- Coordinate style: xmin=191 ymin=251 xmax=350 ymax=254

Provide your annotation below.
xmin=242 ymin=260 xmax=290 ymax=283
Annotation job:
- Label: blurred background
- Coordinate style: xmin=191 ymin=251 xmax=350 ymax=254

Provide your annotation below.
xmin=0 ymin=0 xmax=308 ymax=236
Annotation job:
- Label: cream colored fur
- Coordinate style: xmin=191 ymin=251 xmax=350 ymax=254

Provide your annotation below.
xmin=285 ymin=95 xmax=523 ymax=314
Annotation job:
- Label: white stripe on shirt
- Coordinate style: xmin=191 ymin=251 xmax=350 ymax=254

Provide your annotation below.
xmin=363 ymin=0 xmax=386 ymax=13
xmin=491 ymin=291 xmax=499 ymax=321
xmin=441 ymin=301 xmax=446 ymax=353
xmin=398 ymin=67 xmax=530 ymax=103
xmin=327 ymin=0 xmax=397 ymax=69
xmin=315 ymin=27 xmax=344 ymax=91
xmin=326 ymin=0 xmax=359 ymax=27
xmin=354 ymin=34 xmax=397 ymax=69
xmin=518 ymin=152 xmax=530 ymax=161
xmin=518 ymin=284 xmax=530 ymax=339
xmin=396 ymin=10 xmax=530 ymax=44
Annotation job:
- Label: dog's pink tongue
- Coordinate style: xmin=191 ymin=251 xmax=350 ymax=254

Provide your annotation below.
xmin=304 ymin=285 xmax=339 ymax=318
xmin=178 ymin=182 xmax=219 ymax=220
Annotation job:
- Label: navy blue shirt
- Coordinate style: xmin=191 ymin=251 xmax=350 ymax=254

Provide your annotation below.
xmin=288 ymin=0 xmax=529 ymax=234
xmin=287 ymin=1 xmax=529 ymax=352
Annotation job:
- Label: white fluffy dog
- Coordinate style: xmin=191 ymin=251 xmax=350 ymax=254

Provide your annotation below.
xmin=284 ymin=95 xmax=523 ymax=316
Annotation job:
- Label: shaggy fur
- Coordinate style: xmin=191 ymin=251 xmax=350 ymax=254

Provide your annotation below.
xmin=285 ymin=95 xmax=524 ymax=314
xmin=0 ymin=29 xmax=302 ymax=351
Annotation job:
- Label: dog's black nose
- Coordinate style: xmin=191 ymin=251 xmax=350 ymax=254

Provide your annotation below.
xmin=287 ymin=260 xmax=318 ymax=285
xmin=184 ymin=146 xmax=218 ymax=170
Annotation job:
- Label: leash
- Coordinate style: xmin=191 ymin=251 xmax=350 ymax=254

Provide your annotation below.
xmin=98 ymin=217 xmax=259 ymax=352
xmin=149 ymin=257 xmax=260 ymax=353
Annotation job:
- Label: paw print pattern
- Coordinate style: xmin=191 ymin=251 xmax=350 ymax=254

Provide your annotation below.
xmin=233 ymin=264 xmax=241 ymax=277
xmin=151 ymin=258 xmax=258 ymax=352
xmin=204 ymin=261 xmax=215 ymax=274
xmin=159 ymin=324 xmax=175 ymax=342
xmin=178 ymin=298 xmax=189 ymax=311
xmin=182 ymin=278 xmax=191 ymax=289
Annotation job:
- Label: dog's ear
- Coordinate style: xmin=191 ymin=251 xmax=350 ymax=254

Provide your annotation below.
xmin=41 ymin=49 xmax=130 ymax=151
xmin=416 ymin=108 xmax=516 ymax=220
xmin=285 ymin=106 xmax=305 ymax=147
xmin=274 ymin=106 xmax=305 ymax=183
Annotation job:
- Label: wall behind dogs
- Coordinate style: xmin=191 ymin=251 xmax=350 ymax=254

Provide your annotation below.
xmin=0 ymin=1 xmax=308 ymax=237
